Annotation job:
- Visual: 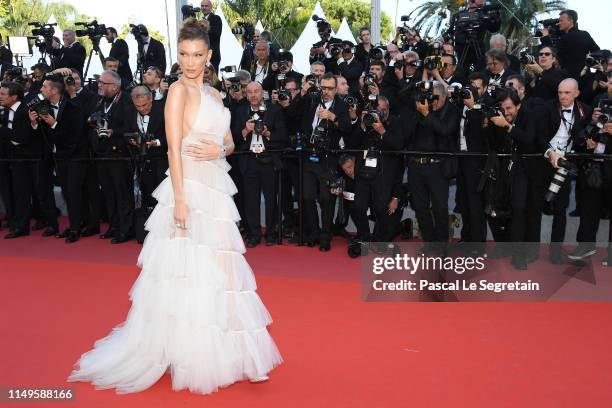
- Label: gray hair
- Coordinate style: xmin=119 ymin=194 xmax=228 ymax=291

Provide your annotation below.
xmin=236 ymin=69 xmax=251 ymax=82
xmin=489 ymin=33 xmax=507 ymax=48
xmin=101 ymin=70 xmax=121 ymax=86
xmin=63 ymin=29 xmax=76 ymax=37
xmin=432 ymin=80 xmax=446 ymax=96
xmin=131 ymin=85 xmax=152 ymax=100
xmin=485 ymin=48 xmax=508 ymax=64
xmin=404 ymin=50 xmax=420 ymax=62
xmin=310 ymin=61 xmax=326 ymax=73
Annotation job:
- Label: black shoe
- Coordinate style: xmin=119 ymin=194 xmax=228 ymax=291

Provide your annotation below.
xmin=32 ymin=220 xmax=47 ymax=231
xmin=305 ymin=238 xmax=319 ymax=247
xmin=567 ymin=245 xmax=596 ymax=261
xmin=100 ymin=229 xmax=116 ymax=239
xmin=4 ymin=229 xmax=29 ymax=239
xmin=511 ymin=256 xmax=528 ymax=270
xmin=65 ymin=231 xmax=80 ymax=244
xmin=42 ymin=226 xmax=59 ymax=237
xmin=265 ymin=235 xmax=277 ymax=246
xmin=55 ymin=228 xmax=70 ymax=239
xmin=319 ymin=241 xmax=331 ymax=252
xmin=246 ymin=237 xmax=260 ymax=248
xmin=80 ymin=226 xmax=100 ymax=237
xmin=111 ymin=233 xmax=130 ymax=244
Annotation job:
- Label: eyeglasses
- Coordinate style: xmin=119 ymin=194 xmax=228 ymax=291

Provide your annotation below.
xmin=98 ymin=81 xmax=115 ymax=86
xmin=320 ymin=86 xmax=335 ymax=91
xmin=539 ymin=52 xmax=552 ymax=57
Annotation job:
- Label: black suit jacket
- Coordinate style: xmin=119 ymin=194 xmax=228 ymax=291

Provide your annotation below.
xmin=70 ymin=87 xmax=99 ymax=158
xmin=527 ymin=67 xmax=568 ymax=102
xmin=124 ymin=100 xmax=167 ymax=159
xmin=483 ymin=69 xmax=517 ymax=86
xmin=204 ymin=13 xmax=222 ymax=70
xmin=109 ymin=38 xmax=133 ymax=81
xmin=34 ymin=98 xmax=84 ymax=159
xmin=90 ymin=92 xmax=132 ymax=156
xmin=140 ymin=37 xmax=166 ymax=74
xmin=52 ymin=42 xmax=86 ymax=77
xmin=338 ymin=57 xmax=364 ymax=96
xmin=309 ymin=37 xmax=343 ymax=74
xmin=541 ymin=27 xmax=599 ymax=80
xmin=296 ymin=94 xmax=351 ymax=148
xmin=231 ymin=101 xmax=288 ymax=171
xmin=541 ymin=99 xmax=592 ymax=153
xmin=0 ymin=103 xmax=40 ymax=158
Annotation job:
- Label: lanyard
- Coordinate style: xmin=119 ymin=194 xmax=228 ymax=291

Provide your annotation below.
xmin=137 ymin=113 xmax=149 ymax=133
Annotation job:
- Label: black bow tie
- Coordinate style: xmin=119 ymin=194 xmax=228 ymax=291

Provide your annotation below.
xmin=491 ymin=74 xmax=501 ymax=80
xmin=562 ymin=109 xmax=572 ymax=113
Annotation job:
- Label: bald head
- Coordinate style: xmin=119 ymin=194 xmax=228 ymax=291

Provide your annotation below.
xmin=558 ymin=78 xmax=579 ymax=108
xmin=246 ymin=81 xmax=263 ymax=107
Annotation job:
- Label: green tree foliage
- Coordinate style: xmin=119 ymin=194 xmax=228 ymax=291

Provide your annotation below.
xmin=222 ymin=0 xmax=393 ymax=49
xmin=406 ymin=0 xmax=566 ymax=51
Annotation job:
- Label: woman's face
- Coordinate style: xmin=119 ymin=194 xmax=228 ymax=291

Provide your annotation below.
xmin=360 ymin=30 xmax=371 ymax=44
xmin=177 ymin=39 xmax=212 ymax=80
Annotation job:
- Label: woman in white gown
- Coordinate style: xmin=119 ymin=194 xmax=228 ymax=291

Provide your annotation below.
xmin=68 ymin=19 xmax=282 ymax=395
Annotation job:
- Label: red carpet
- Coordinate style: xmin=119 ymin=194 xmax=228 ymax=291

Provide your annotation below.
xmin=1 ymin=231 xmax=612 ymax=407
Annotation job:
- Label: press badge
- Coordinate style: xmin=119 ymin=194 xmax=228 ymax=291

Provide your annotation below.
xmin=343 ymin=191 xmax=355 ymax=201
xmin=365 ymin=157 xmax=378 ymax=168
xmin=251 ymin=143 xmax=264 ymax=154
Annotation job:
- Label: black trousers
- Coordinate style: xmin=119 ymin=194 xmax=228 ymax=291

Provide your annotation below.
xmin=241 ymin=157 xmax=277 ymax=240
xmin=280 ymin=157 xmax=299 ymax=229
xmin=408 ymin=163 xmax=449 ymax=243
xmin=457 ymin=157 xmax=487 ymax=244
xmin=576 ymin=173 xmax=611 ymax=245
xmin=353 ymin=173 xmax=395 ymax=241
xmin=10 ymin=157 xmax=58 ymax=232
xmin=97 ymin=159 xmax=134 ymax=235
xmin=543 ymin=163 xmax=572 ymax=243
xmin=56 ymin=158 xmax=102 ymax=231
xmin=302 ymin=160 xmax=335 ymax=244
xmin=228 ymin=156 xmax=247 ymax=230
xmin=0 ymin=159 xmax=14 ymax=229
xmin=138 ymin=157 xmax=168 ymax=208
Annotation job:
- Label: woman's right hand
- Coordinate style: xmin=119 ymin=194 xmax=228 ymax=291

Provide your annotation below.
xmin=173 ymin=200 xmax=190 ymax=230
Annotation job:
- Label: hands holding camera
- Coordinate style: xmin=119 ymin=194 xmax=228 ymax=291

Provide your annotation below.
xmin=28 ymin=110 xmax=57 ymax=128
xmin=317 ymin=107 xmax=336 ymax=123
xmin=242 ymin=119 xmax=270 ymax=140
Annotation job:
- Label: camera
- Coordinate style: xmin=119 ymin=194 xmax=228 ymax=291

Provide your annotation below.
xmin=29 ymin=22 xmax=56 ymax=39
xmin=585 ymin=51 xmax=609 ymax=68
xmin=64 ymin=75 xmax=75 ymax=86
xmin=305 ymin=74 xmax=322 ymax=100
xmin=26 ymin=93 xmax=51 ymax=116
xmin=181 ymin=5 xmax=201 ymax=19
xmin=232 ymin=22 xmax=255 ymax=43
xmin=519 ymin=50 xmax=536 ymax=65
xmin=486 ymin=82 xmax=503 ymax=98
xmin=343 ymin=95 xmax=357 ymax=106
xmin=364 ymin=73 xmax=377 ymax=88
xmin=453 ymin=3 xmax=501 ymax=37
xmin=6 ymin=67 xmax=26 ymax=84
xmin=129 ymin=24 xmax=148 ymax=42
xmin=447 ymin=83 xmax=472 ymax=103
xmin=250 ymin=105 xmax=267 ymax=136
xmin=535 ymin=18 xmax=560 ymax=37
xmin=415 ymin=80 xmax=439 ymax=104
xmin=583 ymin=99 xmax=612 ymax=140
xmin=125 ymin=132 xmax=154 ymax=156
xmin=75 ymin=20 xmax=107 ymax=41
xmin=369 ymin=45 xmax=386 ymax=62
xmin=545 ymin=157 xmax=578 ymax=202
xmin=88 ymin=111 xmax=110 ymax=138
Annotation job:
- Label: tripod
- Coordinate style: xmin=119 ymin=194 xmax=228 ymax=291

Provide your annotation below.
xmin=458 ymin=33 xmax=485 ymax=73
xmin=83 ymin=37 xmax=105 ymax=80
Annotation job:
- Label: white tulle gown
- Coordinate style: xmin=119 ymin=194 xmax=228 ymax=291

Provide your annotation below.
xmin=68 ymin=84 xmax=282 ymax=395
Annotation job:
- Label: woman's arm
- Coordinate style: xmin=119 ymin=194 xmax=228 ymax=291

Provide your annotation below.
xmin=165 ymin=82 xmax=189 ymax=229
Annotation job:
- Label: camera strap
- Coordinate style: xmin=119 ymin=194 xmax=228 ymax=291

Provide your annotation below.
xmin=137 ymin=113 xmax=149 ymax=133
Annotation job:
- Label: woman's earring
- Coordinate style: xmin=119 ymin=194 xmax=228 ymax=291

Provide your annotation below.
xmin=205 ymin=60 xmax=212 ymax=68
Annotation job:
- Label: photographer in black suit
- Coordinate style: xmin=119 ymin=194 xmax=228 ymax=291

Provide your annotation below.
xmin=346 ymin=95 xmax=406 ymax=243
xmin=200 ymin=0 xmax=222 ymax=73
xmin=231 ymin=82 xmax=287 ymax=247
xmin=50 ymin=30 xmax=86 ymax=77
xmin=293 ymin=72 xmax=351 ymax=251
xmin=542 ymin=78 xmax=592 ymax=263
xmin=0 ymin=82 xmax=35 ymax=238
xmin=483 ymin=49 xmax=516 ymax=86
xmin=337 ymin=41 xmax=364 ymax=96
xmin=64 ymin=68 xmax=102 ymax=239
xmin=105 ymin=27 xmax=133 ymax=82
xmin=407 ymin=80 xmax=460 ymax=255
xmin=540 ymin=10 xmax=599 ymax=80
xmin=28 ymin=74 xmax=84 ymax=243
xmin=0 ymin=34 xmax=13 ymax=76
xmin=89 ymin=70 xmax=133 ymax=244
xmin=137 ymin=26 xmax=166 ymax=74
xmin=125 ymin=85 xmax=168 ymax=208
xmin=525 ymin=46 xmax=568 ymax=102
xmin=309 ymin=18 xmax=343 ymax=75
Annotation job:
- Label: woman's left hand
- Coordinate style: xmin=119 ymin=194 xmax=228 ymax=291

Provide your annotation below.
xmin=184 ymin=139 xmax=222 ymax=161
